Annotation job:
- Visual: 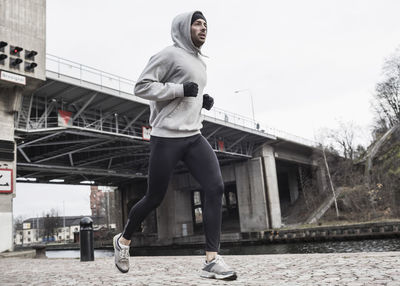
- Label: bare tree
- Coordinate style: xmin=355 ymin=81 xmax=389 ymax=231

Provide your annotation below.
xmin=42 ymin=208 xmax=60 ymax=242
xmin=317 ymin=121 xmax=365 ymax=162
xmin=372 ymin=47 xmax=400 ymax=133
xmin=13 ymin=215 xmax=25 ymax=234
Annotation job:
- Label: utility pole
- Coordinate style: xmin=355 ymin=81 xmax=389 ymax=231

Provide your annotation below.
xmin=106 ymin=189 xmax=110 ymax=229
xmin=322 ymin=148 xmax=340 ymax=218
xmin=234 ymin=89 xmax=256 ymax=127
xmin=63 ymin=201 xmax=66 ymax=243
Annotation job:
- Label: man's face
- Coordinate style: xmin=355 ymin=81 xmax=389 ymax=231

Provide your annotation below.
xmin=191 ymin=19 xmax=207 ymax=48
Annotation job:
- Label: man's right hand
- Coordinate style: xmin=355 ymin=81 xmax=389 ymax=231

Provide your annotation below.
xmin=183 ymin=82 xmax=199 ymax=97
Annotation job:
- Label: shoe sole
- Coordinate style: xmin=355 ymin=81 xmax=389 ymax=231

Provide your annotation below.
xmin=113 ymin=235 xmax=129 ymax=274
xmin=200 ymin=270 xmax=237 ymax=280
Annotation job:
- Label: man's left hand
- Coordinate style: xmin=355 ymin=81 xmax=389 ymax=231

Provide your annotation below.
xmin=202 ymin=94 xmax=214 ymax=110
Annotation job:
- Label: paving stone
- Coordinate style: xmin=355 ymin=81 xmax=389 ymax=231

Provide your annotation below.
xmin=0 ymin=251 xmax=399 ymax=285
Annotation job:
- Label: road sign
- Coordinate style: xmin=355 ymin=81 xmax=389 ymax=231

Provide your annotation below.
xmin=0 ymin=169 xmax=13 ymax=193
xmin=0 ymin=70 xmax=26 ymax=85
xmin=142 ymin=126 xmax=151 ymax=141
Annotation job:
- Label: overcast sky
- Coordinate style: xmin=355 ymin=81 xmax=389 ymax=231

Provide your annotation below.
xmin=14 ymin=183 xmax=91 ymax=219
xmin=14 ymin=0 xmax=400 ymax=218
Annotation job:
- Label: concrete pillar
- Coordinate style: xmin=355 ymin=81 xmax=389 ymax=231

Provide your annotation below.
xmin=235 ymin=158 xmax=269 ymax=232
xmin=114 ymin=187 xmax=124 ymax=233
xmin=0 ymin=196 xmax=13 ymax=252
xmin=288 ymin=169 xmax=299 ymax=204
xmin=142 ymin=210 xmax=157 ymax=234
xmin=315 ymin=161 xmax=329 ymax=194
xmin=157 ymin=175 xmax=193 ymax=243
xmin=0 ymin=0 xmax=46 ymax=253
xmin=118 ymin=180 xmax=147 ymax=231
xmin=0 ymin=89 xmax=18 ymax=253
xmin=259 ymin=145 xmax=282 ymax=228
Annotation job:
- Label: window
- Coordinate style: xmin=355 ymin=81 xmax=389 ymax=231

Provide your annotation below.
xmin=66 ymin=235 xmax=70 ymax=239
xmin=192 ymin=190 xmax=204 ymax=231
xmin=28 ymin=231 xmax=30 ymax=235
xmin=28 ymin=238 xmax=31 ymax=242
xmin=194 ymin=191 xmax=201 ymax=205
xmin=222 ymin=193 xmax=227 ymax=206
xmin=194 ymin=207 xmax=203 ymax=224
xmin=229 ymin=192 xmax=237 ymax=204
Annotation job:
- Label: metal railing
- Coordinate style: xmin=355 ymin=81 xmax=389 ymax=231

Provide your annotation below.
xmin=202 ymin=107 xmax=317 ymax=147
xmin=45 ymin=54 xmax=317 ymax=147
xmin=46 ymin=54 xmax=135 ymax=94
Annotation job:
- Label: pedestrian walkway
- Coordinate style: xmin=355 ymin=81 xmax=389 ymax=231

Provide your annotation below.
xmin=1 ymin=251 xmax=400 ymax=285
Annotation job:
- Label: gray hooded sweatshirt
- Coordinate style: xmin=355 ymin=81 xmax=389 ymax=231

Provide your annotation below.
xmin=134 ymin=11 xmax=207 ymax=138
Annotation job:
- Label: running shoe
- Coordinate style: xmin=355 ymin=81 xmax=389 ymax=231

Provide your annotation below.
xmin=113 ymin=233 xmax=130 ymax=273
xmin=200 ymin=254 xmax=237 ymax=280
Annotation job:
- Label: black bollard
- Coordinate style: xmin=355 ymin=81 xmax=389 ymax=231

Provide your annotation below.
xmin=80 ymin=217 xmax=94 ymax=261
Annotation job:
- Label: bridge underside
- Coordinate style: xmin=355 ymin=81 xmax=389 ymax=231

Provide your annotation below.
xmin=16 ymin=127 xmax=268 ymax=186
xmin=14 ymin=76 xmax=277 ymax=186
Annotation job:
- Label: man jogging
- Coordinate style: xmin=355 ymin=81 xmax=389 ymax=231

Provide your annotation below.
xmin=112 ymin=11 xmax=237 ymax=281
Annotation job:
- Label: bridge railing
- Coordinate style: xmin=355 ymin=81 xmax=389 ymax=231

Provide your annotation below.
xmin=28 ymin=115 xmax=142 ymax=137
xmin=46 ymin=54 xmax=135 ymax=94
xmin=45 ymin=54 xmax=317 ymax=147
xmin=203 ymin=108 xmax=317 ymax=147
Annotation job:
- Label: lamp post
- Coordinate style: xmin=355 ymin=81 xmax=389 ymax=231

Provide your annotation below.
xmin=234 ymin=88 xmax=256 ymax=124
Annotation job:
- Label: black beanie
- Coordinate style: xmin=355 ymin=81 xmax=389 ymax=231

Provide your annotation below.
xmin=191 ymin=11 xmax=206 ymax=25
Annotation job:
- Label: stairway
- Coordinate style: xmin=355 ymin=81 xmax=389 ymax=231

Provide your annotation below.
xmin=304 ymin=187 xmax=344 ymax=224
xmin=16 ymin=94 xmax=33 ymax=129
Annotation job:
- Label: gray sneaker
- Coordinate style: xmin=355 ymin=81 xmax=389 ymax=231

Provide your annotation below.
xmin=200 ymin=254 xmax=237 ymax=280
xmin=113 ymin=233 xmax=130 ymax=273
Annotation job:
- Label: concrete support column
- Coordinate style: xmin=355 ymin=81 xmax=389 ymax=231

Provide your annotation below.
xmin=315 ymin=160 xmax=329 ymax=194
xmin=142 ymin=210 xmax=157 ymax=234
xmin=0 ymin=197 xmax=13 ymax=252
xmin=288 ymin=169 xmax=299 ymax=204
xmin=118 ymin=180 xmax=147 ymax=232
xmin=235 ymin=158 xmax=269 ymax=232
xmin=259 ymin=145 xmax=282 ymax=228
xmin=0 ymin=88 xmax=18 ymax=253
xmin=156 ymin=175 xmax=193 ymax=244
xmin=114 ymin=187 xmax=124 ymax=233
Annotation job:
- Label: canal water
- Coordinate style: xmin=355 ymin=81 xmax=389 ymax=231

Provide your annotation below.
xmin=46 ymin=249 xmax=113 ymax=259
xmin=46 ymin=238 xmax=400 ymax=258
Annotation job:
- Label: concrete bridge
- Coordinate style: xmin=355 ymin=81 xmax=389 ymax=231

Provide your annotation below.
xmin=0 ymin=0 xmax=329 ymax=252
xmin=11 ymin=54 xmax=329 ymax=249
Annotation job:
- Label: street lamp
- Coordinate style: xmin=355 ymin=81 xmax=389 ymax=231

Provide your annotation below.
xmin=234 ymin=89 xmax=256 ymax=123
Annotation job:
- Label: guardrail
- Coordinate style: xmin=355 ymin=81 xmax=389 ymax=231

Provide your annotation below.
xmin=46 ymin=54 xmax=317 ymax=147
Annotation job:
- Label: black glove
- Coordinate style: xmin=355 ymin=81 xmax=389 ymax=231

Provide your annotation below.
xmin=183 ymin=82 xmax=198 ymax=97
xmin=202 ymin=94 xmax=214 ymax=110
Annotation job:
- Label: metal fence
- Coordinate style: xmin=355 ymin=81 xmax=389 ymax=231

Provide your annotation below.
xmin=45 ymin=54 xmax=317 ymax=147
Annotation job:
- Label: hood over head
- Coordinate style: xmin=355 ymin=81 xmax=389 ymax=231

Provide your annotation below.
xmin=171 ymin=11 xmax=206 ymax=56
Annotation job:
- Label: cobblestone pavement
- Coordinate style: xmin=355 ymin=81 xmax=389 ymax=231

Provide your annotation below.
xmin=1 ymin=252 xmax=400 ymax=285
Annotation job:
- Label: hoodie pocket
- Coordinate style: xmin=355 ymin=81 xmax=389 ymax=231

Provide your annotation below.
xmin=167 ymin=97 xmax=195 ymax=118
xmin=161 ymin=97 xmax=200 ymax=130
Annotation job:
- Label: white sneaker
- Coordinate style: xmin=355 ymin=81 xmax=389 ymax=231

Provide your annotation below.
xmin=200 ymin=254 xmax=237 ymax=280
xmin=113 ymin=233 xmax=130 ymax=273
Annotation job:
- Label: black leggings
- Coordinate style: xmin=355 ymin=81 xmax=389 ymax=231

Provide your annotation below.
xmin=122 ymin=134 xmax=224 ymax=252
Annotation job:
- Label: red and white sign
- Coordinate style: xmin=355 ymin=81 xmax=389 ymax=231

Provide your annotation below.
xmin=58 ymin=110 xmax=73 ymax=126
xmin=0 ymin=169 xmax=13 ymax=193
xmin=142 ymin=126 xmax=151 ymax=141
